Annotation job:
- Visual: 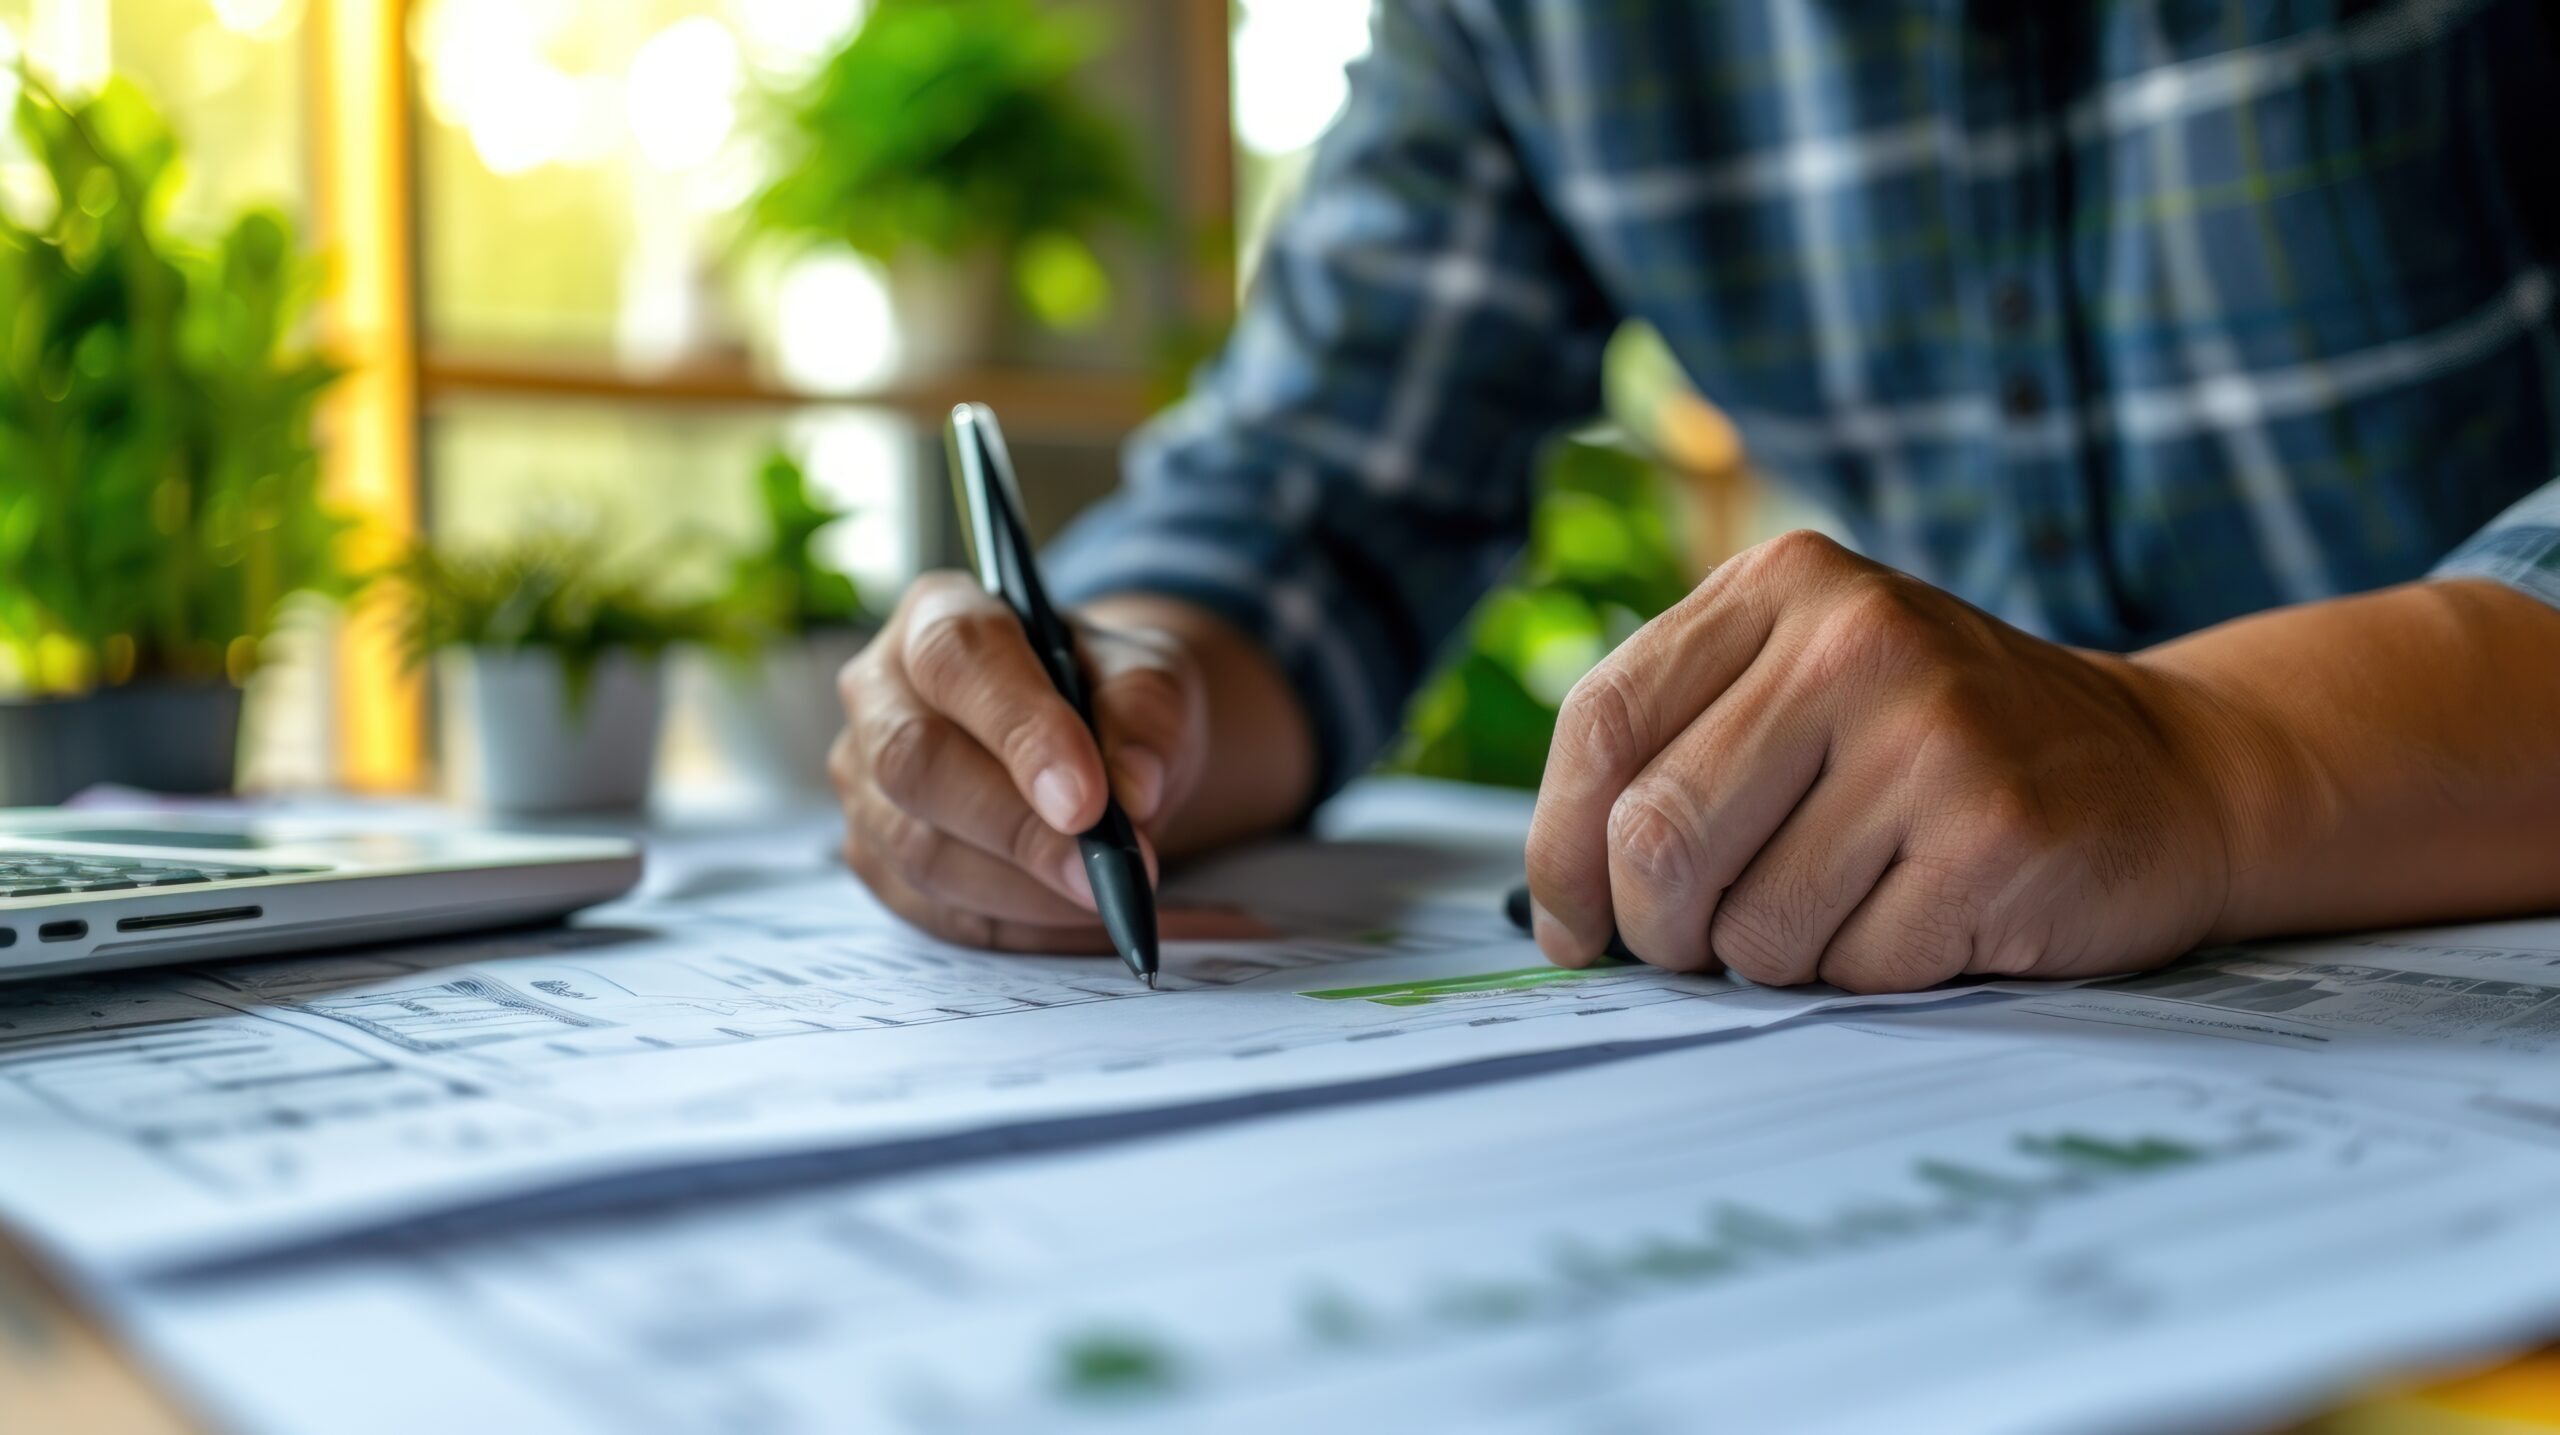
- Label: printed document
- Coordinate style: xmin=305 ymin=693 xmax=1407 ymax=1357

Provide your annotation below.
xmin=112 ymin=1020 xmax=2560 ymax=1435
xmin=0 ymin=836 xmax=1985 ymax=1275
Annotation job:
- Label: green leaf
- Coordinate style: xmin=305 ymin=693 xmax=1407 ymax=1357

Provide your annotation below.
xmin=0 ymin=66 xmax=348 ymax=694
xmin=697 ymin=447 xmax=871 ymax=645
xmin=379 ymin=528 xmax=717 ymax=710
xmin=743 ymin=0 xmax=1153 ymax=332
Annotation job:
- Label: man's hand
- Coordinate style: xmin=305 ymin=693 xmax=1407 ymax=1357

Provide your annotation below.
xmin=1524 ymin=531 xmax=2253 ymax=992
xmin=832 ymin=578 xmax=1315 ymax=952
xmin=831 ymin=572 xmax=1208 ymax=952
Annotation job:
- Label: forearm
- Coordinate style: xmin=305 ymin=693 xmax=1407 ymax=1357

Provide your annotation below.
xmin=1079 ymin=594 xmax=1317 ymax=859
xmin=2135 ymin=579 xmax=2560 ymax=939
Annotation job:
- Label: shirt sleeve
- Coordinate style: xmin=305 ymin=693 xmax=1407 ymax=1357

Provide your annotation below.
xmin=1045 ymin=0 xmax=1616 ymax=801
xmin=2431 ymin=477 xmax=2560 ymax=611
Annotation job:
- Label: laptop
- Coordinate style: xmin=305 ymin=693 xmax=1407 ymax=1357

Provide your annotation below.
xmin=0 ymin=811 xmax=641 ymax=983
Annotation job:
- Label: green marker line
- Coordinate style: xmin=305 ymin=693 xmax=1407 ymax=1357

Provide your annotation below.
xmin=1300 ymin=962 xmax=1629 ymax=1005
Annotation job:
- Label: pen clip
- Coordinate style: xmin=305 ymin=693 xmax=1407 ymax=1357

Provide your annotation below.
xmin=946 ymin=404 xmax=1045 ymax=604
xmin=946 ymin=402 xmax=1089 ymax=712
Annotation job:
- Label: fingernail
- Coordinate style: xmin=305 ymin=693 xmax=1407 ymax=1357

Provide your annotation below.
xmin=1057 ymin=852 xmax=1096 ymax=909
xmin=1115 ymin=748 xmax=1165 ymax=821
xmin=1031 ymin=766 xmax=1085 ymax=831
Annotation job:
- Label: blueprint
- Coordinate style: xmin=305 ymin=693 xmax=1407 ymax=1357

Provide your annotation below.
xmin=0 ymin=837 xmax=1991 ymax=1275
xmin=112 ymin=1020 xmax=2560 ymax=1435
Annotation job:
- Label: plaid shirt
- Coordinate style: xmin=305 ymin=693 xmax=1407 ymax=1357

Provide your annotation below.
xmin=1051 ymin=0 xmax=2560 ymax=796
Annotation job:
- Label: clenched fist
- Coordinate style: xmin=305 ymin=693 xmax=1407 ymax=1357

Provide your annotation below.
xmin=1524 ymin=530 xmax=2255 ymax=993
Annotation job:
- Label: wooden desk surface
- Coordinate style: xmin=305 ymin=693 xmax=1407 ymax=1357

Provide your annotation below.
xmin=5 ymin=1223 xmax=2556 ymax=1435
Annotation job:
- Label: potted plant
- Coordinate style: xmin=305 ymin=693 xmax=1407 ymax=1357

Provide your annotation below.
xmin=0 ymin=74 xmax=347 ymax=804
xmin=684 ymin=449 xmax=873 ymax=804
xmin=748 ymin=0 xmax=1154 ymax=373
xmin=387 ymin=535 xmax=707 ymax=815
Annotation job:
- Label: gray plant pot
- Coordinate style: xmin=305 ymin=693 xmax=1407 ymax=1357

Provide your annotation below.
xmin=677 ymin=626 xmax=871 ymax=806
xmin=438 ymin=647 xmax=667 ymax=816
xmin=0 ymin=681 xmax=244 ymax=806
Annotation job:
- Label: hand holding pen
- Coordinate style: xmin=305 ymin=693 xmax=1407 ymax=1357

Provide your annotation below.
xmin=827 ymin=407 xmax=1206 ymax=976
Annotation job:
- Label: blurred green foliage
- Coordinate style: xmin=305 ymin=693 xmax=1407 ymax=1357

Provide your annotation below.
xmin=0 ymin=72 xmax=344 ymax=694
xmin=750 ymin=0 xmax=1153 ymax=330
xmin=1391 ymin=438 xmax=1696 ymax=790
xmin=712 ymin=449 xmax=870 ymax=640
xmin=383 ymin=533 xmax=713 ymax=710
xmin=1056 ymin=1328 xmax=1181 ymax=1399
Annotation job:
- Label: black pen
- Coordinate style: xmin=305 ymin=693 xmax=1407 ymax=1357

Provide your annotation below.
xmin=1503 ymin=883 xmax=1638 ymax=963
xmin=946 ymin=403 xmax=1161 ymax=988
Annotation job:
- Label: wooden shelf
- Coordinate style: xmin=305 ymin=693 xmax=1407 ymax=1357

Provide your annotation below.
xmin=418 ymin=354 xmax=1166 ymax=438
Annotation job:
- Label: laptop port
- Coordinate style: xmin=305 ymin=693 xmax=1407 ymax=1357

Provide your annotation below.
xmin=38 ymin=920 xmax=87 ymax=943
xmin=116 ymin=906 xmax=262 ymax=934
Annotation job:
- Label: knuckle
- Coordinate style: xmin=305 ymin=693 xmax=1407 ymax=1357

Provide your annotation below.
xmin=865 ymin=710 xmax=945 ymax=804
xmin=995 ymin=710 xmax=1079 ymax=789
xmin=1968 ymin=776 xmax=2042 ymax=843
xmin=1559 ymin=663 xmax=1649 ymax=780
xmin=1753 ymin=528 xmax=1848 ymax=578
xmin=903 ymin=608 xmax=1008 ymax=697
xmin=1840 ymin=576 xmax=1927 ymax=637
xmin=1710 ymin=897 xmax=1811 ymax=985
xmin=835 ymin=648 xmax=873 ymax=712
xmin=1804 ymin=581 xmax=1928 ymax=686
xmin=1818 ymin=938 xmax=1924 ymax=995
xmin=1913 ymin=670 xmax=2003 ymax=738
xmin=899 ymin=569 xmax=975 ymax=611
xmin=1812 ymin=948 xmax=1897 ymax=995
xmin=1951 ymin=777 xmax=2046 ymax=873
xmin=1836 ymin=885 xmax=1978 ymax=993
xmin=1103 ymin=663 xmax=1189 ymax=736
xmin=1608 ymin=786 xmax=1700 ymax=892
xmin=825 ymin=725 xmax=861 ymax=797
xmin=1520 ymin=810 xmax=1580 ymax=898
xmin=880 ymin=810 xmax=948 ymax=888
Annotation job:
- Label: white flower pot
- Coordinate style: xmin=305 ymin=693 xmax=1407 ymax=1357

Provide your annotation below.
xmin=681 ymin=628 xmax=870 ymax=805
xmin=888 ymin=248 xmax=1007 ymax=377
xmin=438 ymin=647 xmax=666 ymax=816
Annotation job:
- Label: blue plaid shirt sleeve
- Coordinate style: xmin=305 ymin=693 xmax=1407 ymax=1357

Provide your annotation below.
xmin=1044 ymin=1 xmax=1615 ymax=800
xmin=2432 ymin=477 xmax=2560 ymax=612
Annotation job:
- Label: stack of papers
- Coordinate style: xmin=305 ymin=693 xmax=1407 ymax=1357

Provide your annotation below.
xmin=7 ymin=780 xmax=2560 ymax=1434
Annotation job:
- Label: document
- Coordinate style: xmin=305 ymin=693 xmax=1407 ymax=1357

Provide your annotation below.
xmin=111 ymin=1020 xmax=2560 ymax=1435
xmin=1867 ymin=918 xmax=2560 ymax=1144
xmin=0 ymin=836 xmax=1991 ymax=1276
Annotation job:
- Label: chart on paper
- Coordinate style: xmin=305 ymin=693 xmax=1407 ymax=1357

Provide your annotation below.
xmin=0 ymin=867 xmax=1990 ymax=1275
xmin=123 ymin=1024 xmax=2560 ymax=1435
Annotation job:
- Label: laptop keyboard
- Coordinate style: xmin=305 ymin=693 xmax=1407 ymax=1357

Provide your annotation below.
xmin=0 ymin=852 xmax=323 ymax=899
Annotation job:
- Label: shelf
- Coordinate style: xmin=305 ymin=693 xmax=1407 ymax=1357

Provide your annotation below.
xmin=418 ymin=353 xmax=1168 ymax=438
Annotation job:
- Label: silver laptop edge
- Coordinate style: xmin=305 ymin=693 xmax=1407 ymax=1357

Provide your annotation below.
xmin=0 ymin=814 xmax=643 ymax=982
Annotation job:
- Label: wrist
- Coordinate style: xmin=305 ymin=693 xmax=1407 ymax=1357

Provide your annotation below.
xmin=2121 ymin=646 xmax=2335 ymax=943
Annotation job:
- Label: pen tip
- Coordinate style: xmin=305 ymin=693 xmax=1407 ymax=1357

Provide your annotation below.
xmin=1145 ymin=972 xmax=1158 ymax=990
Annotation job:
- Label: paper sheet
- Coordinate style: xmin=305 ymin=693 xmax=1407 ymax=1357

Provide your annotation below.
xmin=111 ymin=1019 xmax=2560 ymax=1435
xmin=1843 ymin=920 xmax=2560 ymax=1144
xmin=0 ymin=828 xmax=1988 ymax=1276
